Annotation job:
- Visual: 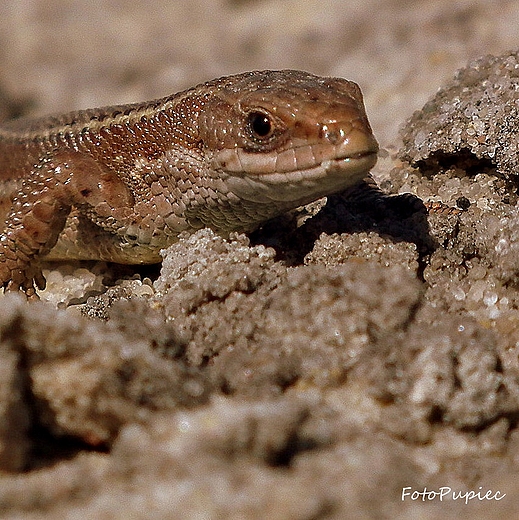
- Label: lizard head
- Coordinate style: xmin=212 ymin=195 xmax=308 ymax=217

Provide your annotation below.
xmin=198 ymin=70 xmax=378 ymax=214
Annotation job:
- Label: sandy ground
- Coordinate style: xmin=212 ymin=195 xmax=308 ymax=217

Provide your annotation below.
xmin=2 ymin=0 xmax=519 ymax=518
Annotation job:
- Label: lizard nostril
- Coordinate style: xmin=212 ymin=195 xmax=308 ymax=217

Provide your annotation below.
xmin=321 ymin=124 xmax=345 ymax=145
xmin=326 ymin=130 xmax=340 ymax=144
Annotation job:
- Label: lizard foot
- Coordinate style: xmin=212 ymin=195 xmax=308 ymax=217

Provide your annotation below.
xmin=1 ymin=261 xmax=46 ymax=300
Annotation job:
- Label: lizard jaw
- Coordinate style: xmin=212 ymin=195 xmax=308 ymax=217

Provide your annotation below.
xmin=221 ymin=148 xmax=378 ymax=205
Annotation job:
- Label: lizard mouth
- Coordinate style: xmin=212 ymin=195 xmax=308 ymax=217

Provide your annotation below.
xmin=221 ymin=146 xmax=378 ymax=204
xmin=213 ymin=131 xmax=378 ymax=175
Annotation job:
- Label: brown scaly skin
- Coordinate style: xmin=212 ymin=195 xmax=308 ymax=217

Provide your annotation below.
xmin=0 ymin=70 xmax=378 ymax=297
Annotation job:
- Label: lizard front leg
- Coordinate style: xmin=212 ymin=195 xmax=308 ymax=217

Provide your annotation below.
xmin=0 ymin=151 xmax=133 ymax=297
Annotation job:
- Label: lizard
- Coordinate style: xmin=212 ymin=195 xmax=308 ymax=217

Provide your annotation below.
xmin=0 ymin=69 xmax=379 ymax=297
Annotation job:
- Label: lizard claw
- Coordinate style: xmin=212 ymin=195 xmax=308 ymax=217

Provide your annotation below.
xmin=34 ymin=269 xmax=47 ymax=291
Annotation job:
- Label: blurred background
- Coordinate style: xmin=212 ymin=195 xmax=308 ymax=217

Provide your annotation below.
xmin=0 ymin=0 xmax=518 ymax=146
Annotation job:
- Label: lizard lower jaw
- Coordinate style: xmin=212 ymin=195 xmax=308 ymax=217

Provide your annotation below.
xmin=224 ymin=150 xmax=378 ymax=204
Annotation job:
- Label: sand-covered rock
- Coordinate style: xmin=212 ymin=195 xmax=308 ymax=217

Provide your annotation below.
xmin=400 ymin=51 xmax=519 ymax=178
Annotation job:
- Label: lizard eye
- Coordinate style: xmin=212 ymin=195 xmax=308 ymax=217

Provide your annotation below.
xmin=246 ymin=110 xmax=275 ymax=140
